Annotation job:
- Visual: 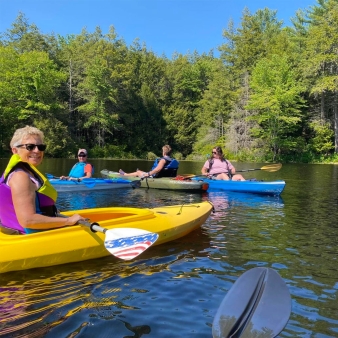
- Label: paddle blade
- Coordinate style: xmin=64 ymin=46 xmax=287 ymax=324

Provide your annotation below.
xmin=104 ymin=228 xmax=159 ymax=260
xmin=212 ymin=267 xmax=291 ymax=338
xmin=261 ymin=163 xmax=282 ymax=172
xmin=81 ymin=178 xmax=96 ymax=188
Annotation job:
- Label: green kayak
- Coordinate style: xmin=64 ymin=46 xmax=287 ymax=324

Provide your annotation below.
xmin=100 ymin=169 xmax=209 ymax=192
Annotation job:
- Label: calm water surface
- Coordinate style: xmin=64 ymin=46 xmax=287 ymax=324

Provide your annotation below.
xmin=0 ymin=159 xmax=337 ymax=337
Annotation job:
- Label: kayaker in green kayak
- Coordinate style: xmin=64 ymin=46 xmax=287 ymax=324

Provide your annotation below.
xmin=119 ymin=145 xmax=179 ymax=178
xmin=201 ymin=146 xmax=245 ymax=181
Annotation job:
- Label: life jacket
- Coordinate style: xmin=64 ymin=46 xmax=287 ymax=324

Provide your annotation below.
xmin=207 ymin=159 xmax=214 ymax=172
xmin=68 ymin=162 xmax=94 ymax=178
xmin=151 ymin=156 xmax=179 ymax=178
xmin=208 ymin=158 xmax=232 ymax=178
xmin=0 ymin=154 xmax=58 ymax=234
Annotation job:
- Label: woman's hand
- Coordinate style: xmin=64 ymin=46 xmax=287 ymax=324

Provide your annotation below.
xmin=64 ymin=214 xmax=86 ymax=226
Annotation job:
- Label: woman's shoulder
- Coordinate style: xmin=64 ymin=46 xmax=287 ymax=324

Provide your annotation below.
xmin=7 ymin=169 xmax=35 ymax=186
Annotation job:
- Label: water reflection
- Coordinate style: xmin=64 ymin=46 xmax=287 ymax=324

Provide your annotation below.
xmin=0 ymin=226 xmax=213 ymax=337
xmin=1 ymin=160 xmax=338 ymax=336
xmin=56 ymin=187 xmax=205 ymax=211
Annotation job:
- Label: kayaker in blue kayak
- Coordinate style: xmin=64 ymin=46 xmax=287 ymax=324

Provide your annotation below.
xmin=0 ymin=126 xmax=86 ymax=235
xmin=60 ymin=148 xmax=93 ymax=181
xmin=119 ymin=145 xmax=179 ymax=178
xmin=201 ymin=146 xmax=245 ymax=181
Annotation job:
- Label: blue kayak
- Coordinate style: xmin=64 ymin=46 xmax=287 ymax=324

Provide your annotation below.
xmin=49 ymin=177 xmax=139 ymax=192
xmin=192 ymin=178 xmax=286 ymax=196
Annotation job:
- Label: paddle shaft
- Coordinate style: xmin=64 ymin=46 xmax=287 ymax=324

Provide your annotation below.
xmin=47 ymin=173 xmax=85 ymax=182
xmin=46 ymin=173 xmax=138 ymax=189
xmin=184 ymin=163 xmax=282 ymax=179
xmin=237 ymin=168 xmax=267 ymax=172
xmin=78 ymin=219 xmax=106 ymax=233
xmin=236 ymin=164 xmax=282 ymax=173
xmin=57 ymin=213 xmax=104 ymax=233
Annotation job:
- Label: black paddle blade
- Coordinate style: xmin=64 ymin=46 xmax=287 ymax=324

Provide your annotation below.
xmin=212 ymin=267 xmax=291 ymax=338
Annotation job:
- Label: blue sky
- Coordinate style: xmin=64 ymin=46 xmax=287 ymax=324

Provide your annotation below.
xmin=0 ymin=0 xmax=317 ymax=57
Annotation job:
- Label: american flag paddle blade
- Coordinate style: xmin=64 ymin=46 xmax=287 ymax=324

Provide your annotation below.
xmin=104 ymin=228 xmax=159 ymax=260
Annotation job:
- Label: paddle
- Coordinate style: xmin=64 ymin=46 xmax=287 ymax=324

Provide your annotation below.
xmin=183 ymin=164 xmax=282 ymax=180
xmin=78 ymin=219 xmax=159 ymax=260
xmin=46 ymin=173 xmax=97 ymax=188
xmin=212 ymin=267 xmax=291 ymax=338
xmin=236 ymin=163 xmax=282 ymax=173
xmin=46 ymin=173 xmax=140 ymax=189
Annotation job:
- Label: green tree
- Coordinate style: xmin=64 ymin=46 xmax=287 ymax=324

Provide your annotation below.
xmin=77 ymin=56 xmax=119 ymax=148
xmin=220 ymin=8 xmax=284 ymax=75
xmin=193 ymin=58 xmax=239 ymax=157
xmin=0 ymin=46 xmax=67 ymax=154
xmin=301 ymin=0 xmax=338 ymax=152
xmin=1 ymin=12 xmax=58 ymax=56
xmin=164 ymin=53 xmax=214 ymax=156
xmin=246 ymin=54 xmax=306 ymax=160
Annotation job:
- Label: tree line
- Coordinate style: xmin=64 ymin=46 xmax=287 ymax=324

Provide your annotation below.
xmin=1 ymin=0 xmax=338 ymax=163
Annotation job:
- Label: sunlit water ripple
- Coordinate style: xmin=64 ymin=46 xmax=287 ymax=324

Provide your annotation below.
xmin=0 ymin=162 xmax=338 ymax=337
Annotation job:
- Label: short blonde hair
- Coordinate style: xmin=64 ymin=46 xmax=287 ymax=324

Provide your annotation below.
xmin=10 ymin=126 xmax=45 ymax=148
xmin=162 ymin=145 xmax=172 ymax=156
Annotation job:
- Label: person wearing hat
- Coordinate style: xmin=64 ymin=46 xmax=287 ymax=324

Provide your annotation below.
xmin=60 ymin=149 xmax=93 ymax=181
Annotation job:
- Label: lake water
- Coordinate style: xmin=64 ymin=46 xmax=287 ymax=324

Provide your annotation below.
xmin=0 ymin=159 xmax=338 ymax=337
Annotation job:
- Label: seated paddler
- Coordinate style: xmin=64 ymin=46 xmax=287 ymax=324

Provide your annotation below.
xmin=0 ymin=126 xmax=86 ymax=235
xmin=201 ymin=146 xmax=245 ymax=181
xmin=60 ymin=148 xmax=93 ymax=181
xmin=119 ymin=145 xmax=179 ymax=179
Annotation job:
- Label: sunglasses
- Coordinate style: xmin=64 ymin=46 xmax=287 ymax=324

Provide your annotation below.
xmin=78 ymin=154 xmax=87 ymax=157
xmin=16 ymin=144 xmax=47 ymax=151
xmin=212 ymin=151 xmax=217 ymax=154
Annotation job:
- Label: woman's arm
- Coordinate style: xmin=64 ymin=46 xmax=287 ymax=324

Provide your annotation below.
xmin=9 ymin=171 xmax=83 ymax=230
xmin=82 ymin=163 xmax=93 ymax=179
xmin=75 ymin=163 xmax=93 ymax=181
xmin=201 ymin=166 xmax=209 ymax=175
xmin=201 ymin=160 xmax=210 ymax=175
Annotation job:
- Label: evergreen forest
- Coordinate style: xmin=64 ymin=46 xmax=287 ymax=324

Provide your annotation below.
xmin=1 ymin=0 xmax=338 ymax=163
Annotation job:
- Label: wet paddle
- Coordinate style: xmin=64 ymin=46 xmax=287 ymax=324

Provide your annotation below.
xmin=236 ymin=163 xmax=282 ymax=173
xmin=212 ymin=267 xmax=291 ymax=338
xmin=78 ymin=220 xmax=159 ymax=260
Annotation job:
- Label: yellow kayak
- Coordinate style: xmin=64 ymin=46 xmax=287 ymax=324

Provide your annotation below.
xmin=0 ymin=202 xmax=213 ymax=273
